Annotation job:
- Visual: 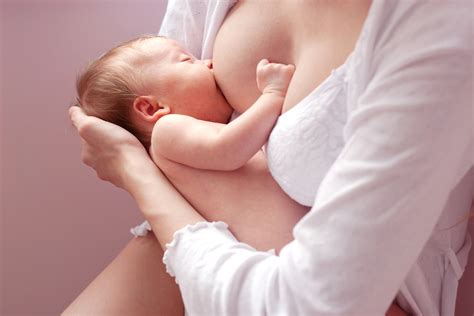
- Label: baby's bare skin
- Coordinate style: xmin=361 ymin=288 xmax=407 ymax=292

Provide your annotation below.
xmin=149 ymin=59 xmax=294 ymax=172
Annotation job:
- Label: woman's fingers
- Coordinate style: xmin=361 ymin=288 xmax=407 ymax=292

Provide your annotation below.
xmin=68 ymin=104 xmax=148 ymax=189
xmin=80 ymin=138 xmax=94 ymax=167
xmin=68 ymin=106 xmax=88 ymax=130
xmin=69 ymin=106 xmax=110 ymax=140
xmin=69 ymin=106 xmax=99 ymax=132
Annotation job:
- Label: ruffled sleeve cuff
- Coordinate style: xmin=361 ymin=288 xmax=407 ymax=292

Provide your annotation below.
xmin=163 ymin=221 xmax=238 ymax=278
xmin=130 ymin=220 xmax=152 ymax=237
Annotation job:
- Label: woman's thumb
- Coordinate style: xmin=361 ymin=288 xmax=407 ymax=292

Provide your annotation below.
xmin=69 ymin=106 xmax=87 ymax=129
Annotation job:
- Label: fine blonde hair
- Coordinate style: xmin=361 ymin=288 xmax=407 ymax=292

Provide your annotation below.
xmin=75 ymin=34 xmax=159 ymax=149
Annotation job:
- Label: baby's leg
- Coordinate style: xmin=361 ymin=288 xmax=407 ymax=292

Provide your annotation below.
xmin=154 ymin=150 xmax=310 ymax=253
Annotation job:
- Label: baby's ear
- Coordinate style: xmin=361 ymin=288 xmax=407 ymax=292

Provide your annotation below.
xmin=132 ymin=96 xmax=170 ymax=123
xmin=153 ymin=103 xmax=171 ymax=122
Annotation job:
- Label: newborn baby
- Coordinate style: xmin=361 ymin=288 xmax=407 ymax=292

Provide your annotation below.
xmin=76 ymin=35 xmax=294 ymax=170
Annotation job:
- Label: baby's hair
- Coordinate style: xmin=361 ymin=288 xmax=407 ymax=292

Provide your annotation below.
xmin=75 ymin=34 xmax=163 ymax=149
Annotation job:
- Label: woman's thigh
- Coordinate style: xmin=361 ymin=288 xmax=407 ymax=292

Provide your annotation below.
xmin=62 ymin=232 xmax=183 ymax=315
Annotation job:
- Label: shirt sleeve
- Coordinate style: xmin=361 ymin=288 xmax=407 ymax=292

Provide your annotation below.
xmin=162 ymin=1 xmax=473 ymax=315
xmin=158 ymin=0 xmax=209 ymax=58
xmin=158 ymin=0 xmax=236 ymax=59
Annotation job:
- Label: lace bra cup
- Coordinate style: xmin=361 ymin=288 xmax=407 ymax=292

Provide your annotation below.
xmin=266 ymin=64 xmax=349 ymax=207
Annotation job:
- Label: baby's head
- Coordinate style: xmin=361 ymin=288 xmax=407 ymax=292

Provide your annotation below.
xmin=75 ymin=35 xmax=232 ymax=149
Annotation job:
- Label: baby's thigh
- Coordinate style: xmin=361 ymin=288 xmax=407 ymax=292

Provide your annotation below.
xmin=156 ymin=151 xmax=310 ymax=253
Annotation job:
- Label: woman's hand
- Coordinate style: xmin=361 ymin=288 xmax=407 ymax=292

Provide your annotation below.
xmin=68 ymin=106 xmax=151 ymax=190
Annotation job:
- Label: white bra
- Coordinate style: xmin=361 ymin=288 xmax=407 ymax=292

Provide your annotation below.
xmin=266 ymin=62 xmax=349 ymax=207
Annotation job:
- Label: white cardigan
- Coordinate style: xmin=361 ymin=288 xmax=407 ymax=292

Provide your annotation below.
xmin=133 ymin=1 xmax=473 ymax=315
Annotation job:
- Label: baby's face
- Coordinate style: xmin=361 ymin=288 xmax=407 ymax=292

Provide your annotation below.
xmin=138 ymin=37 xmax=232 ymax=123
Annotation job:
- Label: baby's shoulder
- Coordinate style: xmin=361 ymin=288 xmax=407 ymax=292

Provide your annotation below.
xmin=151 ymin=114 xmax=194 ymax=146
xmin=153 ymin=114 xmax=196 ymax=136
xmin=150 ymin=114 xmax=195 ymax=161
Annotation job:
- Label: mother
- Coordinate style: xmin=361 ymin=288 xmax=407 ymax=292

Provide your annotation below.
xmin=64 ymin=0 xmax=472 ymax=315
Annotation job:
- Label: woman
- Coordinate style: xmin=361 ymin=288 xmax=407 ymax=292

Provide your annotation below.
xmin=64 ymin=0 xmax=472 ymax=315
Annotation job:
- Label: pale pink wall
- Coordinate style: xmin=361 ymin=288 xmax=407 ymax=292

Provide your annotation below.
xmin=1 ymin=1 xmax=167 ymax=314
xmin=1 ymin=1 xmax=473 ymax=315
xmin=0 ymin=1 xmax=4 ymax=313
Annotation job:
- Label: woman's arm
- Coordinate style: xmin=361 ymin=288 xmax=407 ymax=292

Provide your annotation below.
xmin=122 ymin=149 xmax=205 ymax=248
xmin=68 ymin=106 xmax=203 ymax=249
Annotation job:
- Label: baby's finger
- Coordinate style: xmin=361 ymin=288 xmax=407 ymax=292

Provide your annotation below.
xmin=286 ymin=64 xmax=296 ymax=74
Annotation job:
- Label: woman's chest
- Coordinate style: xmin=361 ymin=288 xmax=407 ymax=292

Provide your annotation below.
xmin=212 ymin=0 xmax=367 ymax=114
xmin=212 ymin=1 xmax=292 ymax=113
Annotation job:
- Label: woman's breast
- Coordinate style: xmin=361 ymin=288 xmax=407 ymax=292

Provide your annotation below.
xmin=212 ymin=1 xmax=292 ymax=113
xmin=212 ymin=1 xmax=367 ymax=114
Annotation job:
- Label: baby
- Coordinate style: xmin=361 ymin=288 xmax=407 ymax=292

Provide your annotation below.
xmin=75 ymin=35 xmax=294 ymax=170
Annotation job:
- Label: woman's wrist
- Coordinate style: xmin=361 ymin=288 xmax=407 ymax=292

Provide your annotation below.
xmin=119 ymin=148 xmax=160 ymax=197
xmin=120 ymin=149 xmax=206 ymax=248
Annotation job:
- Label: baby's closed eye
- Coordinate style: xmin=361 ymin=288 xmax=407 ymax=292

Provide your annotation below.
xmin=180 ymin=55 xmax=192 ymax=62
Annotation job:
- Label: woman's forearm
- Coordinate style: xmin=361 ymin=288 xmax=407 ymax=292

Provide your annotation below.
xmin=123 ymin=153 xmax=204 ymax=249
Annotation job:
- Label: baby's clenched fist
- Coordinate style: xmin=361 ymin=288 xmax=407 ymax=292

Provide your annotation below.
xmin=256 ymin=59 xmax=295 ymax=97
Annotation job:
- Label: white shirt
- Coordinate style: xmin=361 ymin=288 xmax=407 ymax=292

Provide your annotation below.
xmin=140 ymin=1 xmax=473 ymax=315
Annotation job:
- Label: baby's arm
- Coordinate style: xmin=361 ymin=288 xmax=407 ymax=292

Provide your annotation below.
xmin=150 ymin=59 xmax=294 ymax=171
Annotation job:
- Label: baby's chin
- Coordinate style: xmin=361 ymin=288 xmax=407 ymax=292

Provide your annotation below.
xmin=207 ymin=86 xmax=233 ymax=123
xmin=179 ymin=84 xmax=233 ymax=123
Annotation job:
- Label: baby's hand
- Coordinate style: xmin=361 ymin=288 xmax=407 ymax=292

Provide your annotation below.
xmin=256 ymin=59 xmax=295 ymax=97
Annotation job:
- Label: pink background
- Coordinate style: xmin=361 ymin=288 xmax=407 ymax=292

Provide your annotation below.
xmin=0 ymin=0 xmax=472 ymax=315
xmin=1 ymin=0 xmax=167 ymax=314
